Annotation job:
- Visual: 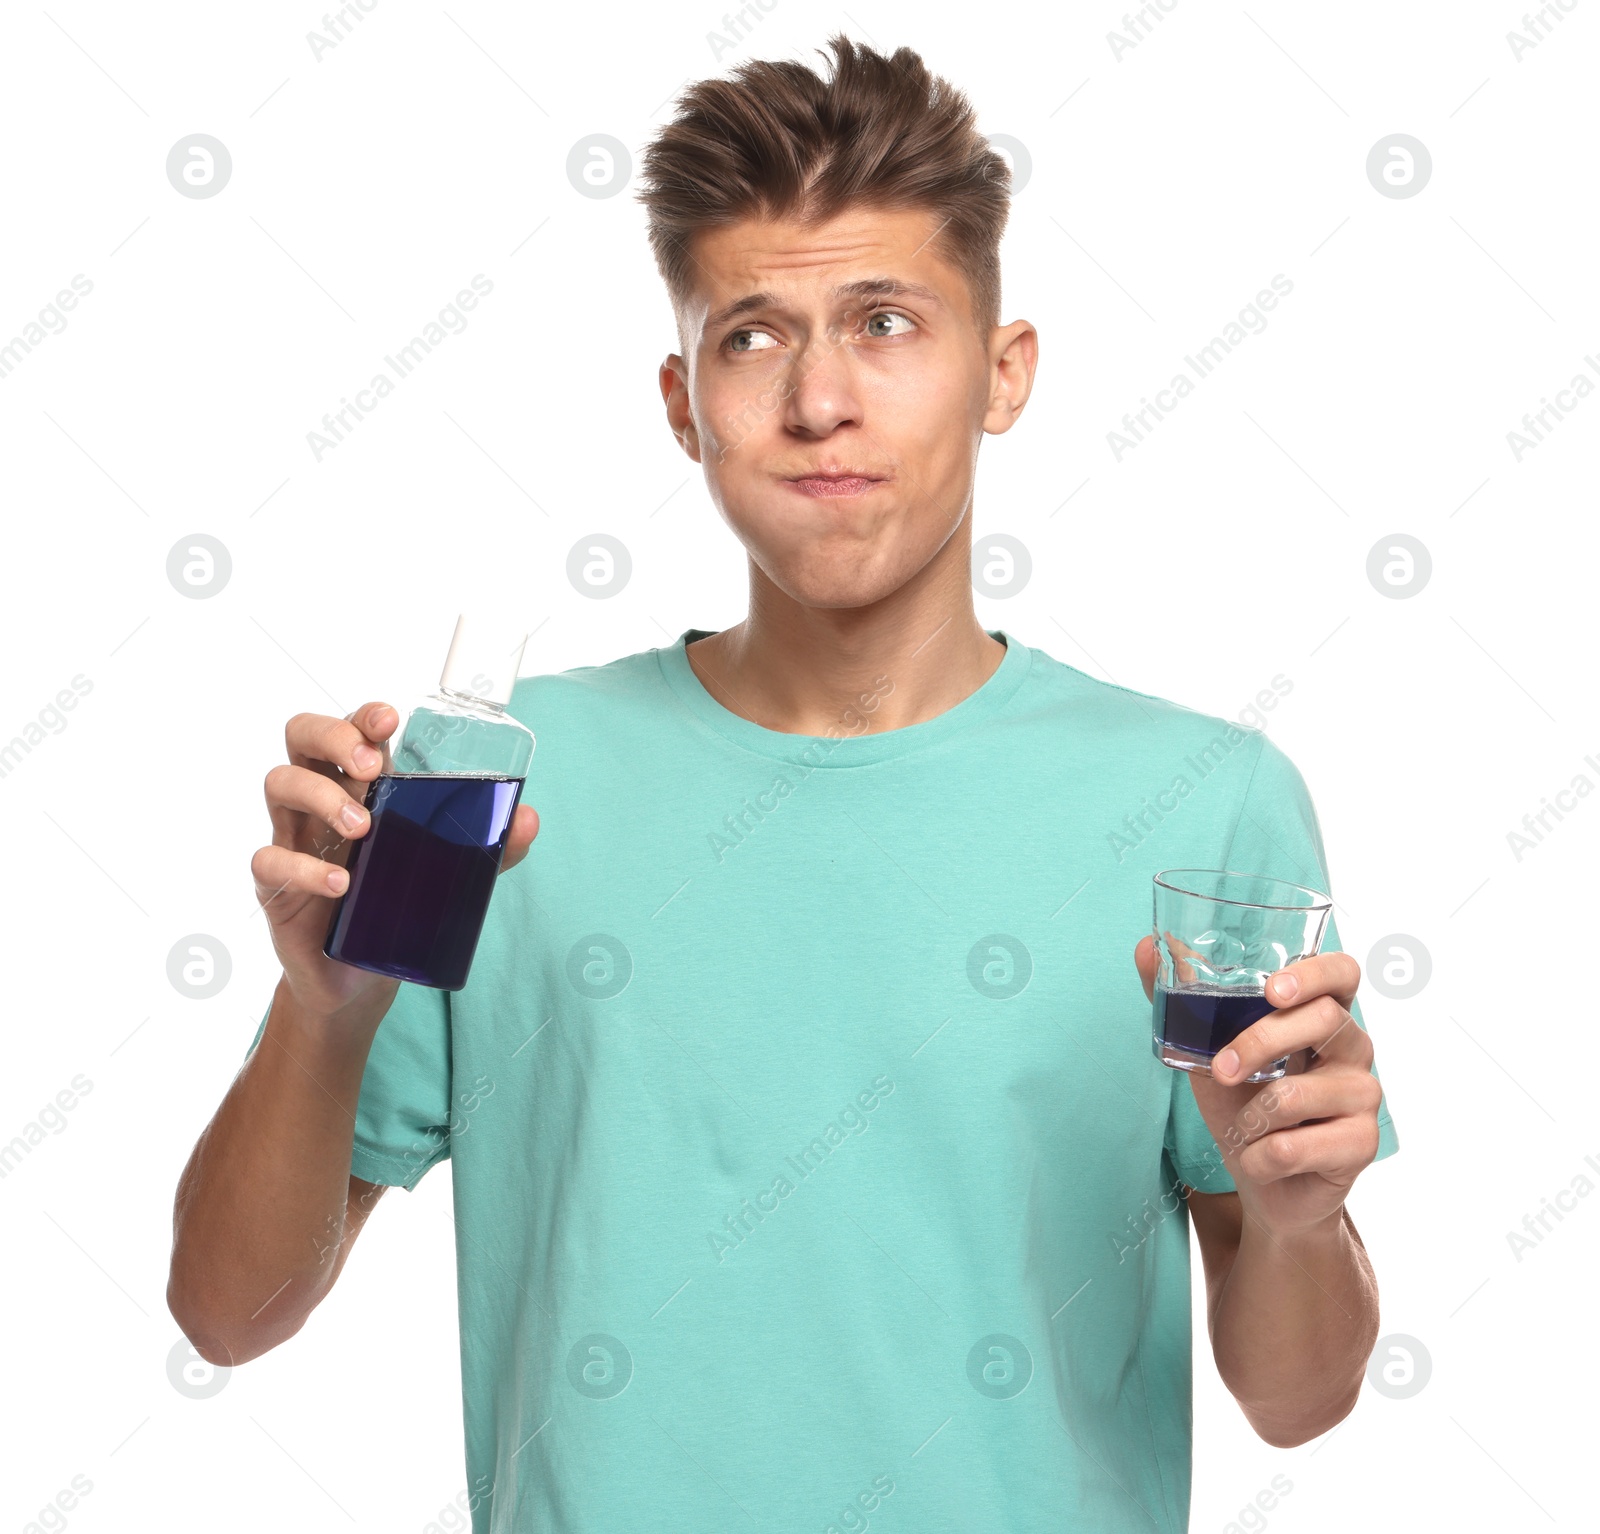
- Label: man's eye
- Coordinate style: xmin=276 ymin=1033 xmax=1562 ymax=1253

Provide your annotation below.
xmin=727 ymin=328 xmax=779 ymax=353
xmin=864 ymin=310 xmax=916 ymax=338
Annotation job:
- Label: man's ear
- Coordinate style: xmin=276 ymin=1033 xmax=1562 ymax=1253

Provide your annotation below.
xmin=659 ymin=355 xmax=703 ymax=463
xmin=983 ymin=318 xmax=1038 ymax=436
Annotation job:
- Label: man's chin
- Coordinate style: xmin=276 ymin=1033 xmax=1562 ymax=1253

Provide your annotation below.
xmin=750 ymin=549 xmax=911 ymax=611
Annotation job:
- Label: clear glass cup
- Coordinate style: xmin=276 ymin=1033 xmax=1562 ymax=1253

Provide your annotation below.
xmin=1151 ymin=869 xmax=1333 ymax=1083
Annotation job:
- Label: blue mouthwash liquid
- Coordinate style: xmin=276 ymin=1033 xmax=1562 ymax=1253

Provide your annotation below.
xmin=324 ymin=772 xmax=523 ymax=990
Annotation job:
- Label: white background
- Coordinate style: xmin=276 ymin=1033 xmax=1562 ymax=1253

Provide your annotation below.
xmin=1 ymin=2 xmax=1592 ymax=1530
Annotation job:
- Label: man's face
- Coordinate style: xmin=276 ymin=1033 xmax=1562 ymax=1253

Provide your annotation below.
xmin=660 ymin=205 xmax=1035 ymax=611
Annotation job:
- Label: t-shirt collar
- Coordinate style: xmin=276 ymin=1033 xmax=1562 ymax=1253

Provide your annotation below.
xmin=656 ymin=626 xmax=1032 ymax=767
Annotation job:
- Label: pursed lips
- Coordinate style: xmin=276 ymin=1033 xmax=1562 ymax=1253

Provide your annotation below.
xmin=783 ymin=469 xmax=889 ymax=498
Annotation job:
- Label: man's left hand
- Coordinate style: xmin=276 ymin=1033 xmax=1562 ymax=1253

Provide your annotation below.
xmin=1135 ymin=939 xmax=1384 ymax=1238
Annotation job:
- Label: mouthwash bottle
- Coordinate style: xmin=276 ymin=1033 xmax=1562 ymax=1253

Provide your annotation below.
xmin=324 ymin=614 xmax=536 ymax=991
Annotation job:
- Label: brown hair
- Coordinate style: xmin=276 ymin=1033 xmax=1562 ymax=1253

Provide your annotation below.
xmin=635 ymin=33 xmax=1011 ymax=341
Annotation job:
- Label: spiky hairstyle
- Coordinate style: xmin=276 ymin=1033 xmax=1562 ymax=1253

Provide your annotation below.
xmin=636 ymin=33 xmax=1011 ymax=337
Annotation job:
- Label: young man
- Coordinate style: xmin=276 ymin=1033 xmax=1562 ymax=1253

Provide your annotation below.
xmin=170 ymin=34 xmax=1398 ymax=1533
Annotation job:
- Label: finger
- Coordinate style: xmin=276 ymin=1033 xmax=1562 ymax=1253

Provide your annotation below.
xmin=265 ymin=763 xmax=372 ymax=846
xmin=1164 ymin=930 xmax=1201 ymax=986
xmin=1235 ymin=1116 xmax=1382 ymax=1186
xmin=1213 ymin=994 xmax=1374 ymax=1084
xmin=499 ymin=804 xmax=540 ymax=874
xmin=251 ymin=842 xmax=352 ymax=907
xmin=346 ymin=699 xmax=399 ymax=748
xmin=1266 ymin=950 xmax=1361 ymax=1012
xmin=285 ymin=705 xmax=397 ymax=784
xmin=1220 ymin=1068 xmax=1384 ymax=1154
xmin=1133 ymin=934 xmax=1156 ymax=1003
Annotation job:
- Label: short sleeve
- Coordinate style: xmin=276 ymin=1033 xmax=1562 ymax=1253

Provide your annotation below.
xmin=1164 ymin=733 xmax=1400 ymax=1194
xmin=245 ymin=981 xmax=454 ymax=1191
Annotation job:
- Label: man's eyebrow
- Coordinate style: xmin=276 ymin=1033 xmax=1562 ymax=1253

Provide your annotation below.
xmin=702 ymin=277 xmax=944 ymax=335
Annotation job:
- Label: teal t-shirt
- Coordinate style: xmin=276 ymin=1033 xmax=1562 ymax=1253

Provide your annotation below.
xmin=250 ymin=628 xmax=1398 ymax=1532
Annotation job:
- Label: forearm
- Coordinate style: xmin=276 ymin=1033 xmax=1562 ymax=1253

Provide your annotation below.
xmin=1209 ymin=1205 xmax=1378 ymax=1447
xmin=167 ymin=975 xmax=384 ymax=1364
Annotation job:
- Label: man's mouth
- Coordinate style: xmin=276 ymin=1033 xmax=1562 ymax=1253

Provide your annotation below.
xmin=783 ymin=469 xmax=889 ymax=499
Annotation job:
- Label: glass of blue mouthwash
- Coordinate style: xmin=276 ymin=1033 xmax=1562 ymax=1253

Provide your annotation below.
xmin=324 ymin=613 xmax=535 ymax=991
xmin=1151 ymin=870 xmax=1332 ymax=1083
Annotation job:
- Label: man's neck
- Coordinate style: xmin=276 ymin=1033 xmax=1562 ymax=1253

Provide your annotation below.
xmin=684 ymin=563 xmax=1006 ymax=738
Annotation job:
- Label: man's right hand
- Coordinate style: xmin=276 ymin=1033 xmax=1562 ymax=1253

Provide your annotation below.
xmin=250 ymin=701 xmax=540 ymax=1020
xmin=171 ymin=699 xmax=541 ymax=1366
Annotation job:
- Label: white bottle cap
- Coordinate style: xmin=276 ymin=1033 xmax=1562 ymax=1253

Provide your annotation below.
xmin=439 ymin=613 xmax=528 ymax=707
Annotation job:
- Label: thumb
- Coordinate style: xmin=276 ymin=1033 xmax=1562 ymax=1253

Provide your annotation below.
xmin=499 ymin=803 xmax=540 ymax=874
xmin=1133 ymin=934 xmax=1157 ymax=1004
